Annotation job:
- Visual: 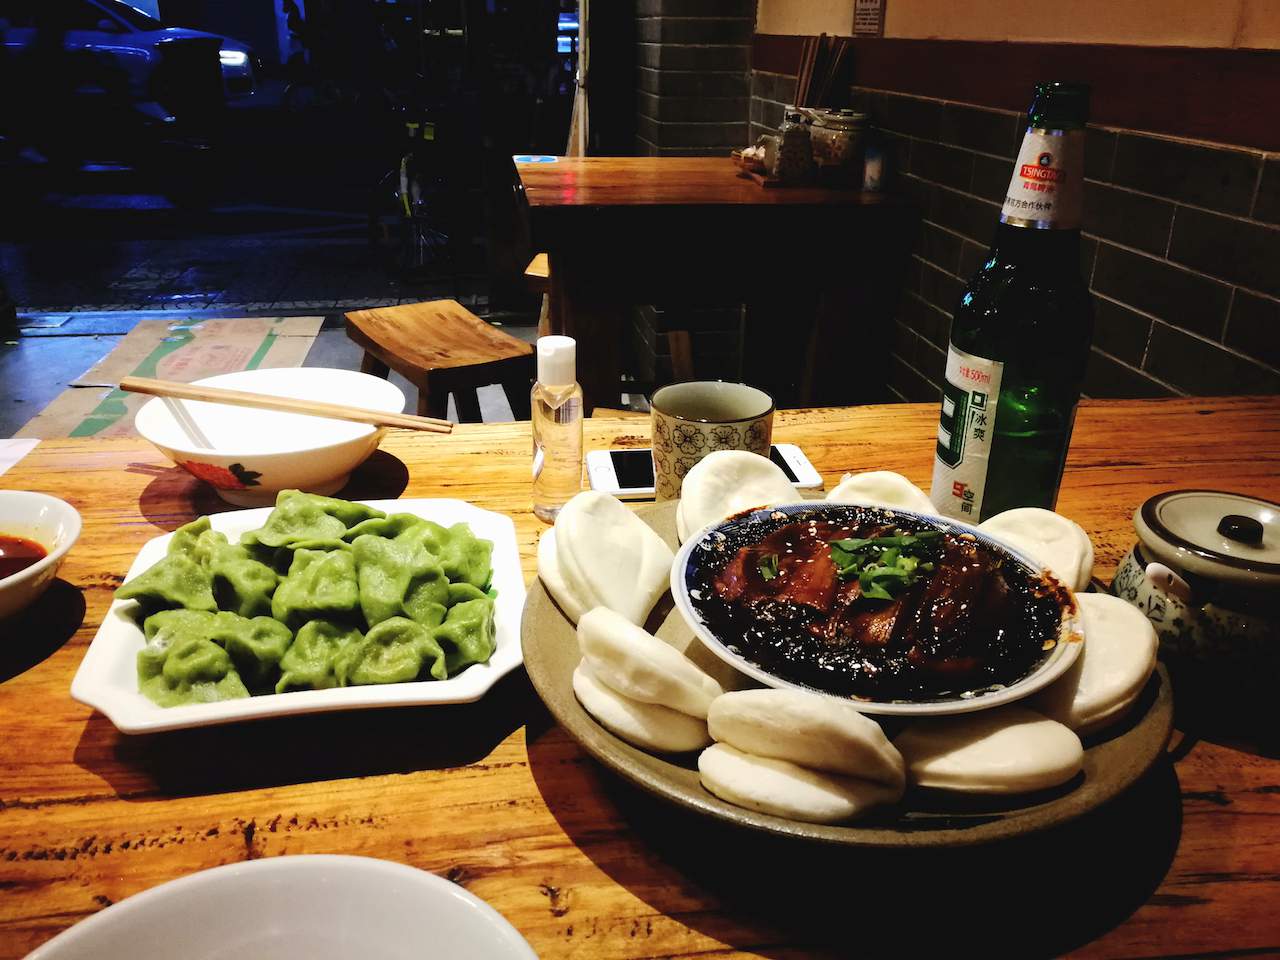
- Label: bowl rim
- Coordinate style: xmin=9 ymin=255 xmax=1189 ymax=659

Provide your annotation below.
xmin=670 ymin=500 xmax=1083 ymax=717
xmin=0 ymin=491 xmax=82 ymax=590
xmin=134 ymin=367 xmax=406 ymax=458
xmin=25 ymin=854 xmax=538 ymax=960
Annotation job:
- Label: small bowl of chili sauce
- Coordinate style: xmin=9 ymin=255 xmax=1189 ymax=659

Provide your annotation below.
xmin=671 ymin=502 xmax=1082 ymax=717
xmin=0 ymin=491 xmax=82 ymax=619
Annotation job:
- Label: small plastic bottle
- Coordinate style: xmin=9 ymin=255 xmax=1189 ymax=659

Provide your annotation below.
xmin=531 ymin=335 xmax=583 ymax=522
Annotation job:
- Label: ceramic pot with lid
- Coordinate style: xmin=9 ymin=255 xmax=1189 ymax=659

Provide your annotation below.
xmin=1111 ymin=490 xmax=1279 ymax=714
xmin=808 ymin=108 xmax=866 ymax=186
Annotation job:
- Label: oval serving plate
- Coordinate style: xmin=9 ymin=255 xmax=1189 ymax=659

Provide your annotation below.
xmin=673 ymin=501 xmax=1083 ymax=717
xmin=521 ymin=500 xmax=1174 ymax=848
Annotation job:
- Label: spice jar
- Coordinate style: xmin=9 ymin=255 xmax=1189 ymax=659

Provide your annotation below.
xmin=809 ymin=108 xmax=867 ymax=187
xmin=774 ymin=110 xmax=814 ymax=185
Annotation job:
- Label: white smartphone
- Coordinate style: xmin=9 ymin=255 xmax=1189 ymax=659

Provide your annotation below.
xmin=586 ymin=443 xmax=823 ymax=500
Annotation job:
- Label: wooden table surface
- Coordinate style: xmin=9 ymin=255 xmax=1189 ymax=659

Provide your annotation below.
xmin=516 ymin=156 xmax=904 ymax=209
xmin=2 ymin=397 xmax=1278 ymax=959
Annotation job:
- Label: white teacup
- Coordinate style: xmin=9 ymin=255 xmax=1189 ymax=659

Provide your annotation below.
xmin=650 ymin=381 xmax=774 ymax=501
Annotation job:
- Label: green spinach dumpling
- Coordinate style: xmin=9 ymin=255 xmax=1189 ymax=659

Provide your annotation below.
xmin=276 ymin=620 xmax=363 ymax=693
xmin=352 ymin=535 xmax=449 ymax=629
xmin=342 ymin=513 xmax=428 ymax=542
xmin=242 ymin=490 xmax=385 ymax=550
xmin=446 ymin=582 xmax=488 ymax=606
xmin=116 ymin=554 xmax=217 ymax=614
xmin=137 ymin=635 xmax=249 ymax=707
xmin=141 ymin=609 xmax=292 ymax=693
xmin=334 ymin=617 xmax=446 ymax=686
xmin=266 ymin=538 xmax=351 ymax=575
xmin=271 ymin=548 xmax=360 ymax=628
xmin=432 ymin=597 xmax=496 ymax=675
xmin=167 ymin=516 xmax=213 ymax=561
xmin=395 ymin=521 xmax=493 ymax=588
xmin=191 ymin=529 xmax=278 ymax=618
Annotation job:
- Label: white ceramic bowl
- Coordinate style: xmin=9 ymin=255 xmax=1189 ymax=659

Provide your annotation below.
xmin=134 ymin=368 xmax=405 ymax=506
xmin=672 ymin=501 xmax=1083 ymax=717
xmin=0 ymin=491 xmax=82 ymax=620
xmin=27 ymin=855 xmax=538 ymax=960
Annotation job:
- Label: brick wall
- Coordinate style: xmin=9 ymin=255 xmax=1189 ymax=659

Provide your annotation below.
xmin=749 ymin=69 xmax=1280 ymax=400
xmin=636 ymin=0 xmax=754 ymax=156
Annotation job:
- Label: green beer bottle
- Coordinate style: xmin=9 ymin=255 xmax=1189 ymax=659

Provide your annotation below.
xmin=930 ymin=81 xmax=1094 ymax=522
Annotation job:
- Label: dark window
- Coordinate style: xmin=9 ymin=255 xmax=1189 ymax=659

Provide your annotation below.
xmin=97 ymin=0 xmax=162 ymax=31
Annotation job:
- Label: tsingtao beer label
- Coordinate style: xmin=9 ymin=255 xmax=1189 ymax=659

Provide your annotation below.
xmin=1000 ymin=128 xmax=1084 ymax=229
xmin=930 ymin=345 xmax=1005 ymax=520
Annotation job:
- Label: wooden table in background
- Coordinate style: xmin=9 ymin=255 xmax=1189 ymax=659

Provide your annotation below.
xmin=516 ymin=156 xmax=917 ymax=412
xmin=2 ymin=397 xmax=1279 ymax=959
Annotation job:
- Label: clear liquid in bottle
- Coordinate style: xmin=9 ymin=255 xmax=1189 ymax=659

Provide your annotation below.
xmin=531 ymin=337 xmax=583 ymax=522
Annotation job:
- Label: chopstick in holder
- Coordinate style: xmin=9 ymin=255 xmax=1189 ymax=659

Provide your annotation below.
xmin=796 ymin=36 xmax=816 ymax=107
xmin=817 ymin=37 xmax=848 ymax=107
xmin=119 ymin=376 xmax=455 ymax=434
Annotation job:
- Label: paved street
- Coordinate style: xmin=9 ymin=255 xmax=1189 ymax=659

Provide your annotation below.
xmin=0 ymin=84 xmax=538 ymax=436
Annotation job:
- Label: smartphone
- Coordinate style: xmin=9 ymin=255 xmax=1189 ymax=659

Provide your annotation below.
xmin=586 ymin=444 xmax=822 ymax=500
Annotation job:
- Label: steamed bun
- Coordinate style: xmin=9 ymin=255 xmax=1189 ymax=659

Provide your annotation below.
xmin=578 ymin=607 xmax=724 ymax=718
xmin=677 ymin=450 xmax=797 ymax=541
xmin=538 ymin=490 xmax=674 ymax=625
xmin=978 ymin=507 xmax=1094 ymax=591
xmin=894 ymin=705 xmax=1083 ymax=794
xmin=699 ymin=743 xmax=902 ymax=825
xmin=573 ymin=662 xmax=711 ymax=753
xmin=707 ymin=688 xmax=904 ymax=789
xmin=825 ymin=471 xmax=935 ymax=514
xmin=1033 ymin=593 xmax=1158 ymax=736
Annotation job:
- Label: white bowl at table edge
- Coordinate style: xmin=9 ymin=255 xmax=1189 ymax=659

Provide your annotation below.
xmin=669 ymin=500 xmax=1083 ymax=717
xmin=133 ymin=367 xmax=405 ymax=506
xmin=25 ymin=854 xmax=537 ymax=960
xmin=0 ymin=491 xmax=81 ymax=620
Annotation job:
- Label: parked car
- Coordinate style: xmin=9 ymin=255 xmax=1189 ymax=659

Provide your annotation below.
xmin=0 ymin=0 xmax=256 ymax=167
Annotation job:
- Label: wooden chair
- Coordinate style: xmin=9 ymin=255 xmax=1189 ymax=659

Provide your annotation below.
xmin=345 ymin=299 xmax=534 ymax=422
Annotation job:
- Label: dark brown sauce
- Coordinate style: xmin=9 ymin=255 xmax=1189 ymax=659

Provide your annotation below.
xmin=0 ymin=535 xmax=48 ymax=580
xmin=688 ymin=506 xmax=1071 ymax=703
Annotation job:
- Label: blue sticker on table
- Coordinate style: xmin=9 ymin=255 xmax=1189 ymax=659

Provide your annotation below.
xmin=514 ymin=155 xmax=558 ymax=163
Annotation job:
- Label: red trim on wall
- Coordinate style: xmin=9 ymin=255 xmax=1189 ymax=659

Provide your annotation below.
xmin=752 ymin=34 xmax=1280 ymax=151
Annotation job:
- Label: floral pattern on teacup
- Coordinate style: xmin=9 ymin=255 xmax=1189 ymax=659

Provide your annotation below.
xmin=651 ymin=405 xmax=773 ymax=501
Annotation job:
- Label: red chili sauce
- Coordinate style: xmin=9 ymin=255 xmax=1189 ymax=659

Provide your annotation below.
xmin=0 ymin=535 xmax=48 ymax=580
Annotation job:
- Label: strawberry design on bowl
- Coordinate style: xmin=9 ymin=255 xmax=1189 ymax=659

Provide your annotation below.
xmin=179 ymin=461 xmax=262 ymax=489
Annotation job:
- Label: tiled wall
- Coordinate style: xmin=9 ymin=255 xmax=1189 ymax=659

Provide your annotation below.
xmin=636 ymin=0 xmax=754 ymax=156
xmin=750 ymin=70 xmax=1280 ymax=400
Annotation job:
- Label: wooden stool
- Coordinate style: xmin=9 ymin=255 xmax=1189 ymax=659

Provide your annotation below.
xmin=525 ymin=253 xmax=552 ymax=338
xmin=345 ymin=299 xmax=534 ymax=422
xmin=524 ymin=253 xmax=550 ymax=295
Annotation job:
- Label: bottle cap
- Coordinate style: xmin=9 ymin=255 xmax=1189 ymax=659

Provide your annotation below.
xmin=537 ymin=335 xmax=576 ymax=386
xmin=1028 ymin=81 xmax=1090 ymax=127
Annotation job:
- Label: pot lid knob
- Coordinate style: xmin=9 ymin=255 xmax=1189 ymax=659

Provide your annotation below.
xmin=1217 ymin=513 xmax=1264 ymax=545
xmin=1134 ymin=489 xmax=1280 ymax=590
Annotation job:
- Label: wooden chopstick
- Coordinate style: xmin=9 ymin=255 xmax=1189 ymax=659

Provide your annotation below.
xmin=799 ymin=36 xmax=817 ymax=106
xmin=120 ymin=376 xmax=454 ymax=434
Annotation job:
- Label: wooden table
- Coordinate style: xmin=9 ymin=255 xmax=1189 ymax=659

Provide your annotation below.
xmin=516 ymin=156 xmax=917 ymax=412
xmin=2 ymin=396 xmax=1278 ymax=959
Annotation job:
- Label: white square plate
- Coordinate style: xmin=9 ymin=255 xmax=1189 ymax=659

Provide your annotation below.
xmin=71 ymin=499 xmax=527 ymax=734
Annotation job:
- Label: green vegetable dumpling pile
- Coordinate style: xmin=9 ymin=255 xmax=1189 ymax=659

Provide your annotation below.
xmin=116 ymin=491 xmax=497 ymax=707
